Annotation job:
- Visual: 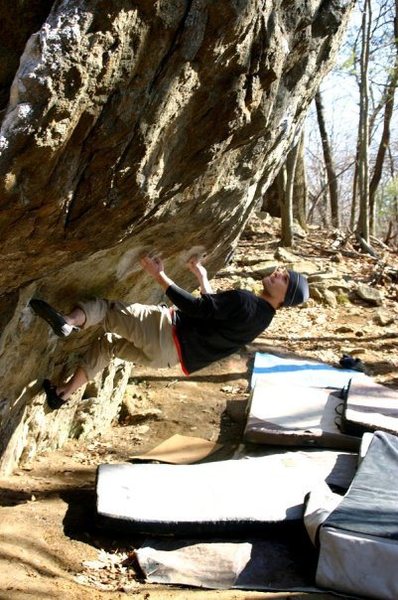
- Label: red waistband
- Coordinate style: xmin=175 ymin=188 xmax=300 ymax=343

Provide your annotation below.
xmin=169 ymin=308 xmax=189 ymax=376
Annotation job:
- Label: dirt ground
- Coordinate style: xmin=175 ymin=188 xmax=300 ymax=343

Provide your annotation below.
xmin=0 ymin=215 xmax=397 ymax=600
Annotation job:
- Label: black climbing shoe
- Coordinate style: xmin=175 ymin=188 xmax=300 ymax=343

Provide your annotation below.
xmin=29 ymin=298 xmax=79 ymax=337
xmin=43 ymin=379 xmax=67 ymax=410
xmin=339 ymin=354 xmax=366 ymax=373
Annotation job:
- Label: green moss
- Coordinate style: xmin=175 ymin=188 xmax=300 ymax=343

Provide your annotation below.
xmin=336 ymin=293 xmax=350 ymax=305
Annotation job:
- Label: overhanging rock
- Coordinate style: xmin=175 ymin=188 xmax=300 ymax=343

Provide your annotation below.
xmin=0 ymin=0 xmax=354 ymax=473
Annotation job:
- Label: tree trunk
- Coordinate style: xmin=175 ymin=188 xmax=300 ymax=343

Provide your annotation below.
xmin=386 ymin=145 xmax=398 ymax=247
xmin=263 ymin=130 xmax=307 ymax=230
xmin=308 ymin=170 xmax=327 ymax=224
xmin=350 ymin=147 xmax=359 ymax=230
xmin=315 ymin=90 xmax=339 ymax=227
xmin=280 ymin=141 xmax=300 ymax=246
xmin=293 ymin=131 xmax=308 ymax=231
xmin=356 ymin=0 xmax=372 ymax=244
xmin=261 ymin=176 xmax=281 ymax=216
xmin=368 ymin=1 xmax=398 ymax=234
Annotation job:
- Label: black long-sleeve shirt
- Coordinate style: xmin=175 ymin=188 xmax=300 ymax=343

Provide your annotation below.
xmin=166 ymin=283 xmax=275 ymax=374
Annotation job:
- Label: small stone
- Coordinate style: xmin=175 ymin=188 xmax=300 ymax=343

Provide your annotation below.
xmin=373 ymin=310 xmax=394 ymax=326
xmin=355 ymin=284 xmax=384 ymax=306
xmin=308 ymin=271 xmax=338 ymax=283
xmin=336 ymin=326 xmax=355 ymax=334
xmin=274 ymin=247 xmax=298 ymax=262
xmin=251 ymin=261 xmax=278 ymax=276
xmin=328 ymin=280 xmax=352 ymax=292
xmin=310 ymin=285 xmax=337 ymax=306
xmin=136 ymin=425 xmax=150 ymax=435
xmin=323 ymin=289 xmax=338 ymax=307
xmin=310 ymin=286 xmax=324 ymax=302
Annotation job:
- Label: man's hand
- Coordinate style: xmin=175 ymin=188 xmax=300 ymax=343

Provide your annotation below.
xmin=186 ymin=255 xmax=213 ymax=294
xmin=187 ymin=256 xmax=208 ymax=279
xmin=140 ymin=254 xmax=174 ymax=291
xmin=140 ymin=255 xmax=165 ymax=277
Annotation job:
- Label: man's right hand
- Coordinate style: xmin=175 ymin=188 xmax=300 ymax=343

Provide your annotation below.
xmin=140 ymin=254 xmax=174 ymax=291
xmin=140 ymin=254 xmax=165 ymax=277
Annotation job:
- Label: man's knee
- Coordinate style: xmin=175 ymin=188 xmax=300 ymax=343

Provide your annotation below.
xmin=77 ymin=298 xmax=109 ymax=329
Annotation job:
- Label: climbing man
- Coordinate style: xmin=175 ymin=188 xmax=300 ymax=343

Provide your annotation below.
xmin=30 ymin=255 xmax=309 ymax=409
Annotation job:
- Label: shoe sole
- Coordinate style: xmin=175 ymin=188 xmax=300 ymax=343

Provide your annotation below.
xmin=30 ymin=299 xmax=68 ymax=337
xmin=43 ymin=379 xmax=67 ymax=410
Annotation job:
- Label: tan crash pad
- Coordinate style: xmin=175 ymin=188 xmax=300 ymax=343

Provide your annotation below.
xmin=341 ymin=379 xmax=398 ymax=436
xmin=244 ymin=381 xmax=359 ymax=451
xmin=130 ymin=434 xmax=222 ymax=464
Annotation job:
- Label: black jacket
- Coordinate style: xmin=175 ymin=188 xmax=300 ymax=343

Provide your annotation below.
xmin=166 ymin=284 xmax=275 ymax=374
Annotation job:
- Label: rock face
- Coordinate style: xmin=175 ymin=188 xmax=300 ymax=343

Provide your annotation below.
xmin=0 ymin=0 xmax=354 ymax=473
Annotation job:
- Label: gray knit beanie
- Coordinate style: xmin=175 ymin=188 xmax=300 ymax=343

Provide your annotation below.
xmin=283 ymin=270 xmax=309 ymax=307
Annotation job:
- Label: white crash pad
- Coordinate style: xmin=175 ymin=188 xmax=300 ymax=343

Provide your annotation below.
xmin=251 ymin=352 xmax=370 ymax=389
xmin=96 ymin=451 xmax=356 ymax=535
xmin=244 ymin=381 xmax=359 ymax=451
xmin=341 ymin=379 xmax=398 ymax=436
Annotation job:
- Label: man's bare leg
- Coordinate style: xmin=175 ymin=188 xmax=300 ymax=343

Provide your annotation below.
xmin=40 ymin=306 xmax=88 ymax=408
xmin=51 ymin=308 xmax=88 ymax=400
xmin=56 ymin=366 xmax=88 ymax=401
xmin=64 ymin=307 xmax=86 ymax=328
xmin=43 ymin=365 xmax=89 ymax=409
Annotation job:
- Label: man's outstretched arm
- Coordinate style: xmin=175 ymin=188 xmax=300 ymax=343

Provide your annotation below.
xmin=186 ymin=256 xmax=214 ymax=294
xmin=140 ymin=254 xmax=216 ymax=318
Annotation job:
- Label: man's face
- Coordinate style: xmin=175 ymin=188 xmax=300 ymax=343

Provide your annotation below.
xmin=262 ymin=267 xmax=289 ymax=305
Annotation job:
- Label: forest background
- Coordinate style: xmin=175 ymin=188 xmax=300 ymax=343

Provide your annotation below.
xmin=272 ymin=0 xmax=398 ymax=252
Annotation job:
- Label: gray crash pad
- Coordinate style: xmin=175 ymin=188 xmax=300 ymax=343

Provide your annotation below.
xmin=315 ymin=431 xmax=398 ymax=600
xmin=96 ymin=451 xmax=356 ymax=535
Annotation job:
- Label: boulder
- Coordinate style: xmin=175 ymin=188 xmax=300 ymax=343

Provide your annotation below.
xmin=0 ymin=0 xmax=354 ymax=472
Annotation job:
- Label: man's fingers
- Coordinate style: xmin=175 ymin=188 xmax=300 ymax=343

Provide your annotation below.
xmin=187 ymin=255 xmax=201 ymax=267
xmin=140 ymin=254 xmax=161 ymax=264
xmin=140 ymin=255 xmax=161 ymax=273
